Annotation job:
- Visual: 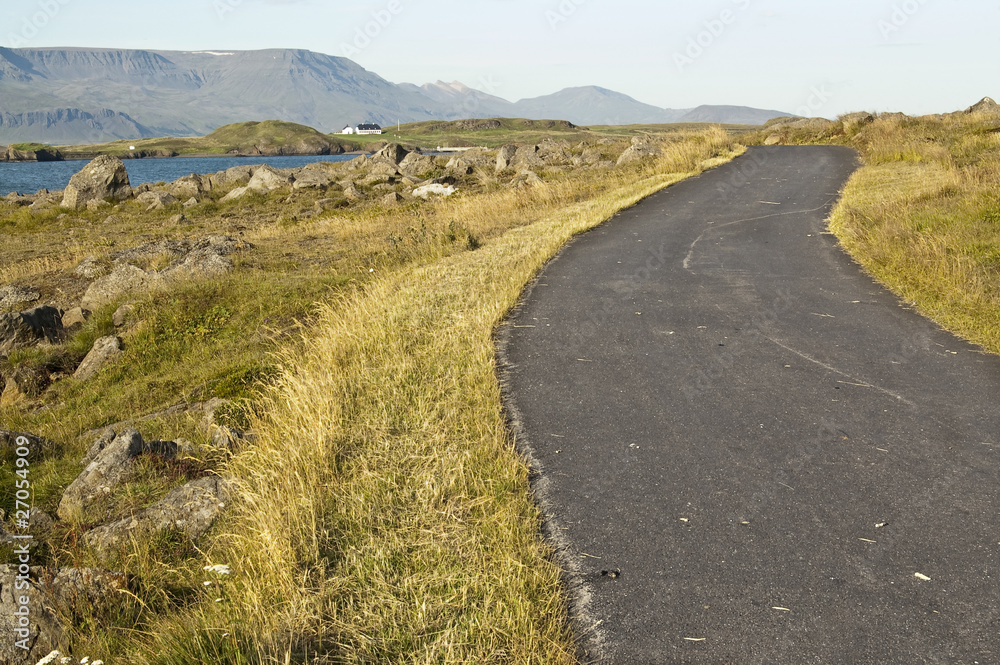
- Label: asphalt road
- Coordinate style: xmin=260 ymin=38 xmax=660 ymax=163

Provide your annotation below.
xmin=499 ymin=146 xmax=1000 ymax=664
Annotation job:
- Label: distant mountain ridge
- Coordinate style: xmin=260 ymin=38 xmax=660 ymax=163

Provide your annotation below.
xmin=0 ymin=47 xmax=792 ymax=144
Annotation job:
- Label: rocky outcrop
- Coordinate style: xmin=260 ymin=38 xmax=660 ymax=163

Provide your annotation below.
xmin=0 ymin=565 xmax=128 ymax=663
xmin=80 ymin=235 xmax=251 ymax=309
xmin=60 ymin=155 xmax=132 ymax=209
xmin=372 ymin=143 xmax=409 ymax=166
xmin=73 ymin=335 xmax=122 ymax=381
xmin=0 ymin=305 xmax=63 ymax=355
xmin=966 ymin=96 xmax=1000 ymax=115
xmin=85 ymin=475 xmax=233 ymax=556
xmin=496 ymin=144 xmax=518 ymax=171
xmin=60 ymin=307 xmax=89 ymax=331
xmin=1 ymin=145 xmax=63 ymax=162
xmin=617 ymin=137 xmax=660 ymax=165
xmin=135 ymin=190 xmax=178 ymax=210
xmin=0 ymin=285 xmax=40 ymax=312
xmin=57 ymin=428 xmax=177 ymax=522
xmin=0 ymin=429 xmax=52 ymax=458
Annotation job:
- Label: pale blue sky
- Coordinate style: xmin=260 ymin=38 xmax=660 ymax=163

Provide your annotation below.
xmin=2 ymin=0 xmax=997 ymax=116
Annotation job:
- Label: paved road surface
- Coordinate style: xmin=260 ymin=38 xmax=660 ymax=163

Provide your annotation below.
xmin=499 ymin=146 xmax=999 ymax=664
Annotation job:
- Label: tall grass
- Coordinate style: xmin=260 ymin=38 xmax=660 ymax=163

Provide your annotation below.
xmin=827 ymin=113 xmax=1000 ymax=353
xmin=135 ymin=129 xmax=740 ymax=663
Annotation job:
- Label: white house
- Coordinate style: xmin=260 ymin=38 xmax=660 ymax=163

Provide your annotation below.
xmin=340 ymin=125 xmax=356 ymax=135
xmin=356 ymin=123 xmax=383 ymax=135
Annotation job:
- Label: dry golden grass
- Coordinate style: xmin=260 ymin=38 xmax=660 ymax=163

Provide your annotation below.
xmin=134 ymin=129 xmax=741 ymax=663
xmin=828 ymin=113 xmax=1000 ymax=354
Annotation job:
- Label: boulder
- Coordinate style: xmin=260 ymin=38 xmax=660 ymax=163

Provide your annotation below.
xmin=220 ymin=185 xmax=250 ymax=202
xmin=86 ymin=475 xmax=233 ymax=556
xmin=496 ymin=144 xmax=518 ymax=171
xmin=112 ymin=302 xmax=135 ymax=327
xmin=0 ymin=305 xmax=63 ymax=355
xmin=1 ymin=364 xmax=51 ymax=403
xmin=183 ymin=197 xmax=199 ymax=208
xmin=292 ymin=167 xmax=336 ymax=190
xmin=412 ymin=183 xmax=457 ymax=199
xmin=512 ymin=145 xmax=545 ymax=169
xmin=966 ymin=96 xmax=1000 ymax=115
xmin=399 ymin=152 xmax=436 ymax=177
xmin=372 ymin=143 xmax=409 ymax=165
xmin=135 ymin=190 xmax=178 ymax=211
xmin=169 ymin=173 xmax=210 ymax=199
xmin=510 ymin=170 xmax=544 ymax=189
xmin=81 ymin=263 xmax=166 ymax=310
xmin=73 ymin=335 xmax=122 ymax=381
xmin=60 ymin=155 xmax=132 ymax=209
xmin=0 ymin=565 xmax=128 ymax=663
xmin=57 ymin=429 xmax=178 ymax=522
xmin=247 ymin=164 xmax=294 ymax=192
xmin=209 ymin=164 xmax=255 ymax=190
xmin=72 ymin=256 xmax=108 ymax=279
xmin=60 ymin=306 xmax=89 ymax=331
xmin=380 ymin=192 xmax=403 ymax=206
xmin=617 ymin=137 xmax=660 ymax=165
xmin=0 ymin=429 xmax=51 ymax=458
xmin=0 ymin=285 xmax=40 ymax=311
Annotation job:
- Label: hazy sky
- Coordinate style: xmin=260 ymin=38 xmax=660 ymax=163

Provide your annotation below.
xmin=2 ymin=0 xmax=998 ymax=117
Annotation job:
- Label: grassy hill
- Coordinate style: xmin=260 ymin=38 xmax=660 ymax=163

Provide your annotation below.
xmin=56 ymin=120 xmax=363 ymax=159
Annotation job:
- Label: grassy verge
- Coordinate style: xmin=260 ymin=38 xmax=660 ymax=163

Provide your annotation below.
xmin=131 ymin=130 xmax=741 ymax=663
xmin=819 ymin=113 xmax=1000 ymax=353
xmin=1 ymin=128 xmax=740 ymax=661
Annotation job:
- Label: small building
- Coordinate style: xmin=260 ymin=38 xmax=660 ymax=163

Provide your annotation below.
xmin=356 ymin=123 xmax=383 ymax=135
xmin=340 ymin=125 xmax=356 ymax=135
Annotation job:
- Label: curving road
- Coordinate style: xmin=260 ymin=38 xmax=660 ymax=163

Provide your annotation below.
xmin=499 ymin=146 xmax=1000 ymax=664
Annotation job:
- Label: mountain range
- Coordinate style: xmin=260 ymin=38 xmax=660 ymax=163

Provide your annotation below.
xmin=0 ymin=47 xmax=792 ymax=144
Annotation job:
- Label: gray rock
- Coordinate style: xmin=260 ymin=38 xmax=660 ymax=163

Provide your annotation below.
xmin=73 ymin=335 xmax=122 ymax=381
xmin=512 ymin=145 xmax=545 ymax=169
xmin=496 ymin=144 xmax=518 ymax=171
xmin=80 ymin=427 xmax=117 ymax=466
xmin=112 ymin=302 xmax=135 ymax=327
xmin=72 ymin=256 xmax=107 ymax=279
xmin=381 ymin=192 xmax=403 ymax=206
xmin=60 ymin=155 xmax=132 ymax=209
xmin=342 ymin=183 xmax=363 ymax=200
xmin=60 ymin=306 xmax=89 ymax=331
xmin=399 ymin=152 xmax=436 ymax=178
xmin=0 ymin=305 xmax=63 ymax=355
xmin=965 ymin=96 xmax=1000 ymax=115
xmin=617 ymin=137 xmax=660 ymax=165
xmin=0 ymin=429 xmax=51 ymax=458
xmin=372 ymin=143 xmax=409 ymax=165
xmin=219 ymin=185 xmax=250 ymax=202
xmin=247 ymin=164 xmax=294 ymax=192
xmin=292 ymin=167 xmax=336 ymax=190
xmin=0 ymin=285 xmax=40 ymax=311
xmin=209 ymin=164 xmax=255 ymax=190
xmin=169 ymin=174 xmax=210 ymax=199
xmin=57 ymin=429 xmax=177 ymax=522
xmin=167 ymin=213 xmax=188 ymax=225
xmin=135 ymin=190 xmax=178 ymax=210
xmin=412 ymin=183 xmax=457 ymax=199
xmin=0 ymin=565 xmax=128 ymax=663
xmin=81 ymin=263 xmax=166 ymax=311
xmin=183 ymin=197 xmax=199 ymax=208
xmin=85 ymin=476 xmax=233 ymax=557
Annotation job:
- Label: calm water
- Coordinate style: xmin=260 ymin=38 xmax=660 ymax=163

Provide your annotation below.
xmin=0 ymin=154 xmax=357 ymax=195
